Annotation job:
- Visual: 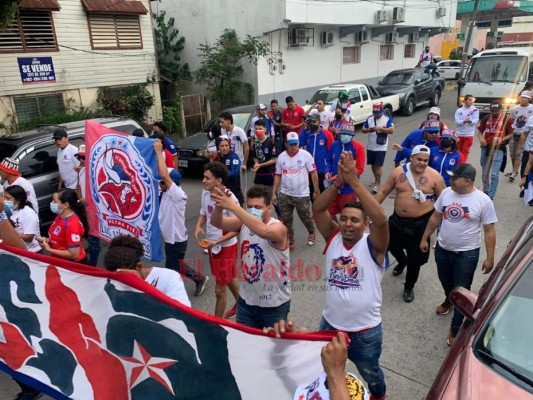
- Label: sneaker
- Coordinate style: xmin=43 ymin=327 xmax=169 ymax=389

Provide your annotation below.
xmin=403 ymin=287 xmax=414 ymax=303
xmin=289 ymin=241 xmax=296 ymax=251
xmin=504 ymin=172 xmax=513 ymax=177
xmin=392 ymin=263 xmax=405 ymax=276
xmin=14 ymin=392 xmax=42 ymax=400
xmin=509 ymin=171 xmax=517 ymax=182
xmin=307 ymin=232 xmax=316 ymax=246
xmin=436 ymin=301 xmax=452 ymax=315
xmin=224 ymin=304 xmax=237 ymax=319
xmin=194 ymin=276 xmax=209 ymax=297
xmin=520 ymin=188 xmax=525 ymax=198
xmin=447 ymin=330 xmax=456 ymax=346
xmin=203 ymin=248 xmax=209 ymax=254
xmin=372 ymin=185 xmax=379 ymax=194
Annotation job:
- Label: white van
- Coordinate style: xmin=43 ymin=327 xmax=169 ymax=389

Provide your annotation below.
xmin=457 ymin=46 xmax=533 ymax=112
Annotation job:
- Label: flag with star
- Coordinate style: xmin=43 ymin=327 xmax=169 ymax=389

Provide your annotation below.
xmin=85 ymin=120 xmax=163 ymax=261
xmin=0 ymin=245 xmax=336 ymax=400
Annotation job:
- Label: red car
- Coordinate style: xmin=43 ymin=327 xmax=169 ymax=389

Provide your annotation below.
xmin=427 ymin=216 xmax=533 ymax=399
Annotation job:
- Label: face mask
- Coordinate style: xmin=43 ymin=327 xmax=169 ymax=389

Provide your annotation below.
xmin=340 ymin=134 xmax=352 ymax=144
xmin=334 ymin=114 xmax=342 ymax=120
xmin=4 ymin=200 xmax=14 ymax=211
xmin=247 ymin=207 xmax=263 ymax=220
xmin=309 ymin=124 xmax=319 ymax=132
xmin=255 ymin=130 xmax=265 ymax=139
xmin=50 ymin=202 xmax=61 ymax=214
xmin=441 ymin=139 xmax=453 ymax=148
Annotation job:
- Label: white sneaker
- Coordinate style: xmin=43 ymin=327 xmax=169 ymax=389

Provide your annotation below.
xmin=509 ymin=171 xmax=517 ymax=182
xmin=372 ymin=185 xmax=379 ymax=193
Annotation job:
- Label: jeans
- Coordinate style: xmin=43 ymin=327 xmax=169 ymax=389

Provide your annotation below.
xmin=480 ymin=148 xmax=504 ymax=199
xmin=236 ymin=297 xmax=290 ymax=329
xmin=87 ymin=234 xmax=101 ymax=266
xmin=164 ymin=241 xmax=203 ymax=283
xmin=319 ymin=318 xmax=386 ymax=398
xmin=435 ymin=245 xmax=480 ymax=334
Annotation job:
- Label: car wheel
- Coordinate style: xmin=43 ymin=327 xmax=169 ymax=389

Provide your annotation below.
xmin=430 ymin=90 xmax=441 ymax=107
xmin=384 ymin=105 xmax=393 ymax=118
xmin=455 ymin=72 xmax=460 ymax=80
xmin=402 ymin=97 xmax=415 ymax=116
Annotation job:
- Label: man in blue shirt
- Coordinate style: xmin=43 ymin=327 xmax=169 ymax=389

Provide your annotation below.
xmin=393 ymin=119 xmax=440 ymax=166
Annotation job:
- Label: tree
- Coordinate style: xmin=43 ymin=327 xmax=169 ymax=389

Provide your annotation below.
xmin=153 ymin=11 xmax=191 ymax=85
xmin=195 ymin=29 xmax=281 ymax=109
xmin=0 ymin=0 xmax=19 ymax=33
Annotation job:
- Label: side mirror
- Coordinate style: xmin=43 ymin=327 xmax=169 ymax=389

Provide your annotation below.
xmin=305 ymin=99 xmax=309 ymax=104
xmin=415 ymin=79 xmax=421 ymax=85
xmin=378 ymin=80 xmax=382 ymax=85
xmin=450 ymin=287 xmax=479 ymax=320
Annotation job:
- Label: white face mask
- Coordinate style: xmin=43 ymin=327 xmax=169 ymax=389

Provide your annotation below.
xmin=340 ymin=134 xmax=352 ymax=144
xmin=50 ymin=202 xmax=61 ymax=214
xmin=4 ymin=200 xmax=14 ymax=210
xmin=246 ymin=207 xmax=264 ymax=220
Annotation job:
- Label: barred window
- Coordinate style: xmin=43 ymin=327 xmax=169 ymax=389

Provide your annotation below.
xmin=404 ymin=44 xmax=416 ymax=59
xmin=14 ymin=94 xmax=64 ymax=123
xmin=87 ymin=14 xmax=143 ymax=50
xmin=380 ymin=45 xmax=394 ymax=61
xmin=343 ymin=46 xmax=361 ymax=64
xmin=0 ymin=10 xmax=58 ymax=53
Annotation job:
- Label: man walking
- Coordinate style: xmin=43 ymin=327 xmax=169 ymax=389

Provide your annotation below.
xmin=362 ymin=103 xmax=395 ymax=193
xmin=313 ymin=151 xmax=389 ymax=400
xmin=219 ymin=111 xmax=250 ymax=189
xmin=455 ymin=94 xmax=479 ymax=161
xmin=250 ymin=103 xmax=275 ymax=140
xmin=375 ymin=145 xmax=445 ymax=302
xmin=392 ymin=120 xmax=440 ymax=166
xmin=507 ymin=91 xmax=533 ymax=181
xmin=211 ymin=185 xmax=291 ymax=329
xmin=272 ymin=132 xmax=319 ymax=251
xmin=281 ymin=96 xmax=305 ymax=136
xmin=53 ymin=128 xmax=80 ymax=190
xmin=420 ymin=163 xmax=497 ymax=346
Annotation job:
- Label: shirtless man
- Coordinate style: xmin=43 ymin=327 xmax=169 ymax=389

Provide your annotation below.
xmin=375 ymin=145 xmax=445 ymax=302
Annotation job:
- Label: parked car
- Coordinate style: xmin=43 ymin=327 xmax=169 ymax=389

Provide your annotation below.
xmin=176 ymin=105 xmax=257 ymax=175
xmin=436 ymin=60 xmax=463 ymax=80
xmin=0 ymin=117 xmax=146 ymax=233
xmin=427 ymin=216 xmax=533 ymax=400
xmin=433 ymin=55 xmax=443 ymax=64
xmin=376 ymin=68 xmax=446 ymax=116
xmin=305 ymin=83 xmax=400 ymax=124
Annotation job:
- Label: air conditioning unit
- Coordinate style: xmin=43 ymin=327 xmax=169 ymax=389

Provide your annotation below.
xmin=355 ymin=30 xmax=369 ymax=44
xmin=437 ymin=7 xmax=447 ymax=18
xmin=392 ymin=7 xmax=405 ymax=23
xmin=376 ymin=10 xmax=388 ymax=23
xmin=409 ymin=32 xmax=419 ymax=43
xmin=385 ymin=32 xmax=399 ymax=43
xmin=320 ymin=31 xmax=334 ymax=47
xmin=288 ymin=27 xmax=314 ymax=47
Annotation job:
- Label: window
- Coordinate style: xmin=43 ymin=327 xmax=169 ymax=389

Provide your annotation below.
xmin=404 ymin=44 xmax=416 ymax=58
xmin=14 ymin=94 xmax=64 ymax=123
xmin=87 ymin=14 xmax=143 ymax=49
xmin=380 ymin=45 xmax=394 ymax=61
xmin=0 ymin=10 xmax=58 ymax=53
xmin=348 ymin=89 xmax=361 ymax=104
xmin=343 ymin=46 xmax=361 ymax=64
xmin=360 ymin=86 xmax=369 ymax=101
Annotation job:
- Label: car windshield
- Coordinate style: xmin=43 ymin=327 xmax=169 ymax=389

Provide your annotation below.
xmin=232 ymin=112 xmax=252 ymax=130
xmin=475 ymin=263 xmax=533 ymax=389
xmin=381 ymin=72 xmax=414 ymax=85
xmin=466 ymin=55 xmax=528 ymax=83
xmin=308 ymin=90 xmax=344 ymax=104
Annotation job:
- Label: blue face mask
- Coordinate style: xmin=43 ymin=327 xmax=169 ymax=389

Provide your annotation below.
xmin=340 ymin=134 xmax=352 ymax=144
xmin=246 ymin=207 xmax=263 ymax=220
xmin=50 ymin=202 xmax=61 ymax=214
xmin=4 ymin=200 xmax=14 ymax=211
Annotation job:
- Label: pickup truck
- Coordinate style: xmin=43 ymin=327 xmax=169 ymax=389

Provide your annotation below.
xmin=304 ymin=83 xmax=400 ymax=125
xmin=376 ymin=68 xmax=445 ymax=116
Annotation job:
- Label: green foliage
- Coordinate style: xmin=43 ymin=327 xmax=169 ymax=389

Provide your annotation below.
xmin=195 ymin=29 xmax=281 ymax=109
xmin=97 ymin=84 xmax=154 ymax=122
xmin=0 ymin=0 xmax=19 ymax=33
xmin=153 ymin=11 xmax=191 ymax=84
xmin=162 ymin=101 xmax=183 ymax=137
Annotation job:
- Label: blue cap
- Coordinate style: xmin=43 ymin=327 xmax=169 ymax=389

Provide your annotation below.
xmin=168 ymin=168 xmax=181 ymax=185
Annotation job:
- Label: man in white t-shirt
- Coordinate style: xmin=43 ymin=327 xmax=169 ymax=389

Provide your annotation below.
xmin=219 ymin=111 xmax=250 ymax=192
xmin=272 ymin=132 xmax=319 ymax=251
xmin=104 ymin=235 xmax=191 ymax=306
xmin=455 ymin=94 xmax=479 ymax=161
xmin=362 ymin=103 xmax=395 ymax=193
xmin=420 ymin=163 xmax=497 ymax=346
xmin=0 ymin=157 xmax=38 ymax=214
xmin=312 ymin=151 xmax=389 ymax=400
xmin=195 ymin=161 xmax=240 ymax=319
xmin=53 ymin=128 xmax=80 ymax=190
xmin=154 ymin=141 xmax=209 ymax=297
xmin=508 ymin=91 xmax=533 ymax=181
xmin=305 ymin=100 xmax=334 ymax=131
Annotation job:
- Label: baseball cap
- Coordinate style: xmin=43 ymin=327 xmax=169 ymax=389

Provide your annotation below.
xmin=52 ymin=128 xmax=67 ymax=140
xmin=447 ymin=163 xmax=476 ymax=181
xmin=411 ymin=144 xmax=430 ymax=156
xmin=257 ymin=103 xmax=267 ymax=110
xmin=340 ymin=123 xmax=355 ymax=136
xmin=429 ymin=106 xmax=441 ymax=116
xmin=372 ymin=103 xmax=383 ymax=114
xmin=307 ymin=110 xmax=320 ymax=121
xmin=168 ymin=168 xmax=182 ymax=185
xmin=490 ymin=101 xmax=502 ymax=110
xmin=423 ymin=119 xmax=440 ymax=132
xmin=286 ymin=132 xmax=299 ymax=144
xmin=520 ymin=90 xmax=532 ymax=99
xmin=293 ymin=371 xmax=369 ymax=400
xmin=440 ymin=129 xmax=458 ymax=142
xmin=0 ymin=157 xmax=19 ymax=176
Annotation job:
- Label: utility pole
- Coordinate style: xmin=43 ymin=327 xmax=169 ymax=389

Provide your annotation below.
xmin=458 ymin=0 xmax=481 ymax=82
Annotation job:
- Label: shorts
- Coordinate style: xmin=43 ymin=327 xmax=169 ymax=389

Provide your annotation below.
xmin=328 ymin=193 xmax=358 ymax=216
xmin=509 ymin=135 xmax=523 ymax=160
xmin=366 ymin=150 xmax=386 ymax=167
xmin=208 ymin=243 xmax=238 ymax=286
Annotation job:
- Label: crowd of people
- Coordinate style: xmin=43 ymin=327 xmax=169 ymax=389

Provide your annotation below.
xmin=1 ymin=87 xmax=533 ymax=400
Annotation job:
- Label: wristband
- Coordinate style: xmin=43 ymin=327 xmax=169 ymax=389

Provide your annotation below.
xmin=0 ymin=211 xmax=8 ymax=223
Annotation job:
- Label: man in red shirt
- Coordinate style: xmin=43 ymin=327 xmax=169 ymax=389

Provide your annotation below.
xmin=477 ymin=101 xmax=514 ymax=199
xmin=281 ymin=96 xmax=305 ymax=137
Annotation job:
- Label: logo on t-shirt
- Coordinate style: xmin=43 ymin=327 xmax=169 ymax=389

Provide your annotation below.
xmin=241 ymin=240 xmax=265 ymax=284
xmin=442 ymin=202 xmax=470 ymax=223
xmin=53 ymin=226 xmax=61 ymax=235
xmin=329 ymin=255 xmax=362 ymax=289
xmin=71 ymin=234 xmax=80 ymax=243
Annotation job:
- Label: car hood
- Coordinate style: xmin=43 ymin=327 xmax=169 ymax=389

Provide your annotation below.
xmin=376 ymin=85 xmax=410 ymax=94
xmin=176 ymin=131 xmax=208 ymax=150
xmin=439 ymin=349 xmax=530 ymax=400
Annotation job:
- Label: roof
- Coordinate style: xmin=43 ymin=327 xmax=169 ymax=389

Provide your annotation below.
xmin=19 ymin=0 xmax=61 ymax=10
xmin=223 ymin=105 xmax=257 ymax=114
xmin=80 ymin=0 xmax=148 ymax=15
xmin=472 ymin=47 xmax=533 ymax=58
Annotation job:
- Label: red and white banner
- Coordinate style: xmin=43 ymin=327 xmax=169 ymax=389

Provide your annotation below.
xmin=0 ymin=245 xmax=334 ymax=400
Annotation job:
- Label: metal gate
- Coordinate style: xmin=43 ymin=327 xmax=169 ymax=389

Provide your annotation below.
xmin=180 ymin=94 xmax=211 ymax=138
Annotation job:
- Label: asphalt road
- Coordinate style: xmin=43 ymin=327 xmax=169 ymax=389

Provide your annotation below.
xmin=1 ymin=88 xmax=530 ymax=399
